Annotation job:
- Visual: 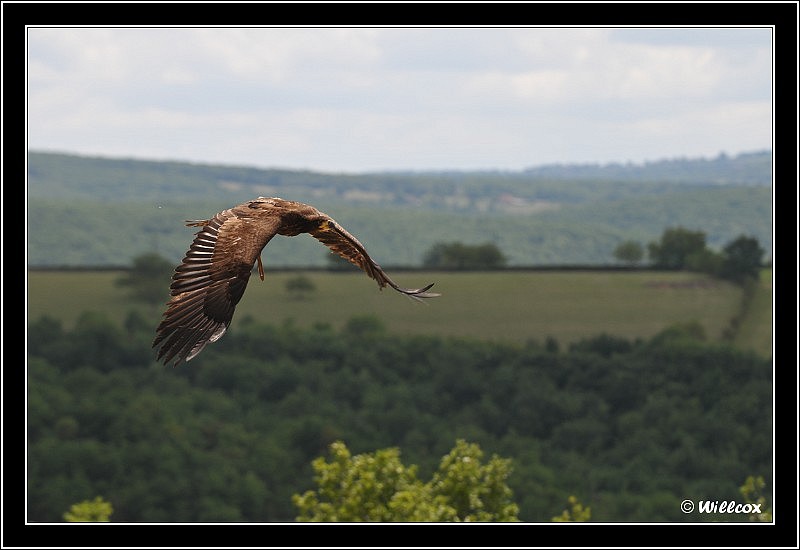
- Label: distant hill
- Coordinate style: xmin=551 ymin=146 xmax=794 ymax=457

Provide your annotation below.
xmin=522 ymin=150 xmax=771 ymax=185
xmin=26 ymin=151 xmax=772 ymax=267
xmin=28 ymin=150 xmax=771 ymax=207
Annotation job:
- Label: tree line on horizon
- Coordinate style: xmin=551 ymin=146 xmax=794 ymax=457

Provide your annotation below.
xmin=613 ymin=227 xmax=765 ymax=285
xmin=26 ymin=150 xmax=773 ymax=269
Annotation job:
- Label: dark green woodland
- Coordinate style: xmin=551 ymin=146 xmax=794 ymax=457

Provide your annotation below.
xmin=27 ymin=309 xmax=771 ymax=522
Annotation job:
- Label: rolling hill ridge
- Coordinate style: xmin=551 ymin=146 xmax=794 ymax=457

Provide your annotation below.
xmin=26 ymin=150 xmax=772 ymax=267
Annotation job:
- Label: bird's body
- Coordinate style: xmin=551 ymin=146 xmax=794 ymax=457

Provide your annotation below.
xmin=153 ymin=197 xmax=439 ymax=366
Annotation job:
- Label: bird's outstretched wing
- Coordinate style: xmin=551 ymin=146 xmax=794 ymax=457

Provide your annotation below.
xmin=154 ymin=198 xmax=440 ymax=367
xmin=152 ymin=209 xmax=281 ymax=367
xmin=309 ymin=218 xmax=440 ymax=301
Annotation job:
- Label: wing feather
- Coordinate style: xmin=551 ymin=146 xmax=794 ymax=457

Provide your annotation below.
xmin=309 ymin=218 xmax=440 ymax=300
xmin=154 ymin=198 xmax=440 ymax=367
xmin=153 ymin=208 xmax=281 ymax=366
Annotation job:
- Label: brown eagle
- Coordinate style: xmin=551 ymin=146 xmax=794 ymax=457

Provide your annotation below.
xmin=153 ymin=197 xmax=439 ymax=366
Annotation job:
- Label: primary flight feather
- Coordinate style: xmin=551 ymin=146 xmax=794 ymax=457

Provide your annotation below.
xmin=153 ymin=197 xmax=440 ymax=367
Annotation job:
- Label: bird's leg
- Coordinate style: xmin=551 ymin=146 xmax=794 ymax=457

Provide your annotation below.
xmin=257 ymin=254 xmax=265 ymax=281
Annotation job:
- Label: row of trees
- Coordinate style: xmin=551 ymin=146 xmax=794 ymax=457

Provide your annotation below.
xmin=421 ymin=230 xmax=766 ymax=281
xmin=614 ymin=227 xmax=765 ymax=284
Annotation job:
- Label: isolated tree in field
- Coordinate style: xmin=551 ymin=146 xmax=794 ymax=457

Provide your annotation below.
xmin=292 ymin=440 xmax=519 ymax=522
xmin=115 ymin=252 xmax=174 ymax=306
xmin=285 ymin=275 xmax=316 ymax=299
xmin=423 ymin=241 xmax=507 ymax=270
xmin=647 ymin=227 xmax=707 ymax=270
xmin=719 ymin=235 xmax=765 ymax=284
xmin=613 ymin=240 xmax=644 ymax=266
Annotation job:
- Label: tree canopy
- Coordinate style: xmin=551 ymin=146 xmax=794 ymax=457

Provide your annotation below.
xmin=293 ymin=439 xmax=519 ymax=522
xmin=719 ymin=235 xmax=765 ymax=284
xmin=27 ymin=308 xmax=772 ymax=522
xmin=648 ymin=227 xmax=707 ymax=270
xmin=63 ymin=496 xmax=113 ymax=522
xmin=613 ymin=240 xmax=644 ymax=265
xmin=422 ymin=242 xmax=507 ymax=270
xmin=646 ymin=228 xmax=766 ymax=285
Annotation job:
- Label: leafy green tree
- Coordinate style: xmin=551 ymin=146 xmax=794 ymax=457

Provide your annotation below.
xmin=428 ymin=439 xmax=520 ymax=521
xmin=647 ymin=227 xmax=707 ymax=270
xmin=552 ymin=495 xmax=591 ymax=522
xmin=115 ymin=252 xmax=174 ymax=306
xmin=719 ymin=235 xmax=765 ymax=284
xmin=739 ymin=475 xmax=772 ymax=522
xmin=63 ymin=496 xmax=113 ymax=522
xmin=285 ymin=275 xmax=316 ymax=299
xmin=293 ymin=440 xmax=519 ymax=522
xmin=613 ymin=240 xmax=644 ymax=265
xmin=685 ymin=248 xmax=724 ymax=276
xmin=423 ymin=242 xmax=507 ymax=270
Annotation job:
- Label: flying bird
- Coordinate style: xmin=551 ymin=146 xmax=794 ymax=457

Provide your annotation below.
xmin=153 ymin=197 xmax=440 ymax=367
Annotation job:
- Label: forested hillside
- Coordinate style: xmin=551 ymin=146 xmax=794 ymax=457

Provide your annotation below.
xmin=27 ymin=312 xmax=771 ymax=523
xmin=26 ymin=151 xmax=772 ymax=267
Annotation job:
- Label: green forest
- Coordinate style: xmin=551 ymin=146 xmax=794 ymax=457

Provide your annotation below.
xmin=27 ymin=307 xmax=771 ymax=523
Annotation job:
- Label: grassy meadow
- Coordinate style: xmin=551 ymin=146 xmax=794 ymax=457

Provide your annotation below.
xmin=26 ymin=268 xmax=771 ymax=357
xmin=732 ymin=268 xmax=773 ymax=357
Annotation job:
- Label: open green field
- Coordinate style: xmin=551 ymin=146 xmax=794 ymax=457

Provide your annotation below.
xmin=26 ymin=269 xmax=771 ymax=356
xmin=732 ymin=268 xmax=773 ymax=357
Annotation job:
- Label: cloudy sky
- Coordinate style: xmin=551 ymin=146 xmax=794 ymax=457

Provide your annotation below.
xmin=26 ymin=26 xmax=773 ymax=173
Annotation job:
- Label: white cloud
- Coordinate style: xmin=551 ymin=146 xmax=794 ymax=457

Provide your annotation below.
xmin=26 ymin=26 xmax=774 ymax=171
xmin=627 ymin=100 xmax=772 ymax=142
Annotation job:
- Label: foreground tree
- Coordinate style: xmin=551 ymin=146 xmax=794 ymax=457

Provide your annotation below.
xmin=739 ymin=475 xmax=772 ymax=522
xmin=293 ymin=440 xmax=519 ymax=522
xmin=552 ymin=495 xmax=591 ymax=522
xmin=63 ymin=497 xmax=113 ymax=522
